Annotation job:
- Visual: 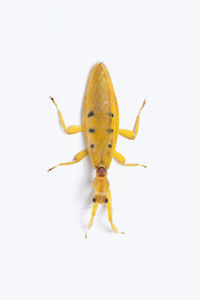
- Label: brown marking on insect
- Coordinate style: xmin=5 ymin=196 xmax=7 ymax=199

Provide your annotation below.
xmin=97 ymin=167 xmax=107 ymax=177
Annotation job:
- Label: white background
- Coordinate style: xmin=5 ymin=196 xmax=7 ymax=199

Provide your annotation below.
xmin=0 ymin=0 xmax=199 ymax=299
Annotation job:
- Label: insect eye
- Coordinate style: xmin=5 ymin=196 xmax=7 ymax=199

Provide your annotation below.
xmin=104 ymin=198 xmax=108 ymax=203
xmin=93 ymin=198 xmax=96 ymax=203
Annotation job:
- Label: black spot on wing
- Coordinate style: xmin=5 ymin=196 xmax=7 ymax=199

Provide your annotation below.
xmin=90 ymin=144 xmax=94 ymax=148
xmin=107 ymin=129 xmax=113 ymax=133
xmin=108 ymin=144 xmax=112 ymax=148
xmin=88 ymin=111 xmax=94 ymax=117
xmin=89 ymin=128 xmax=95 ymax=133
xmin=107 ymin=112 xmax=114 ymax=117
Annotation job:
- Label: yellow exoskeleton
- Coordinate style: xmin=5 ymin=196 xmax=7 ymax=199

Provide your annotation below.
xmin=48 ymin=62 xmax=146 ymax=238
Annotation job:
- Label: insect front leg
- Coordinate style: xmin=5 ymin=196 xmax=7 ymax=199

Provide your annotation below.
xmin=114 ymin=151 xmax=146 ymax=168
xmin=119 ymin=99 xmax=146 ymax=140
xmin=48 ymin=149 xmax=88 ymax=172
xmin=107 ymin=190 xmax=125 ymax=235
xmin=49 ymin=97 xmax=82 ymax=134
xmin=85 ymin=203 xmax=99 ymax=238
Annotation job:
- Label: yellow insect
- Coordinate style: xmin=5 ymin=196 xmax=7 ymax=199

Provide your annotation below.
xmin=48 ymin=62 xmax=146 ymax=238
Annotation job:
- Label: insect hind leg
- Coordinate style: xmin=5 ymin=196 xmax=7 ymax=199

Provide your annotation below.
xmin=118 ymin=99 xmax=146 ymax=140
xmin=49 ymin=97 xmax=82 ymax=134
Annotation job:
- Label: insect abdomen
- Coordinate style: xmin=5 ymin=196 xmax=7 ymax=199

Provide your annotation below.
xmin=82 ymin=63 xmax=119 ymax=169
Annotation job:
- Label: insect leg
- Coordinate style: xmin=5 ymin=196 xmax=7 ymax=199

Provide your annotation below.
xmin=118 ymin=99 xmax=146 ymax=140
xmin=48 ymin=149 xmax=88 ymax=172
xmin=85 ymin=203 xmax=99 ymax=238
xmin=114 ymin=151 xmax=147 ymax=168
xmin=49 ymin=97 xmax=82 ymax=134
xmin=107 ymin=190 xmax=125 ymax=235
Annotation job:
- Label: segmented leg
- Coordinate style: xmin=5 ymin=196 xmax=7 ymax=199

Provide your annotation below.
xmin=119 ymin=99 xmax=146 ymax=140
xmin=85 ymin=203 xmax=98 ymax=238
xmin=48 ymin=149 xmax=88 ymax=172
xmin=114 ymin=151 xmax=147 ymax=168
xmin=49 ymin=97 xmax=82 ymax=134
xmin=107 ymin=190 xmax=125 ymax=235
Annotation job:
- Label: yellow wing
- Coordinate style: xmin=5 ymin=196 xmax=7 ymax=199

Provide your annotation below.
xmin=82 ymin=63 xmax=119 ymax=169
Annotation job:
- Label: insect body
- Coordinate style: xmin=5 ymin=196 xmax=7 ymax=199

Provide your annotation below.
xmin=49 ymin=63 xmax=146 ymax=237
xmin=82 ymin=64 xmax=119 ymax=171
